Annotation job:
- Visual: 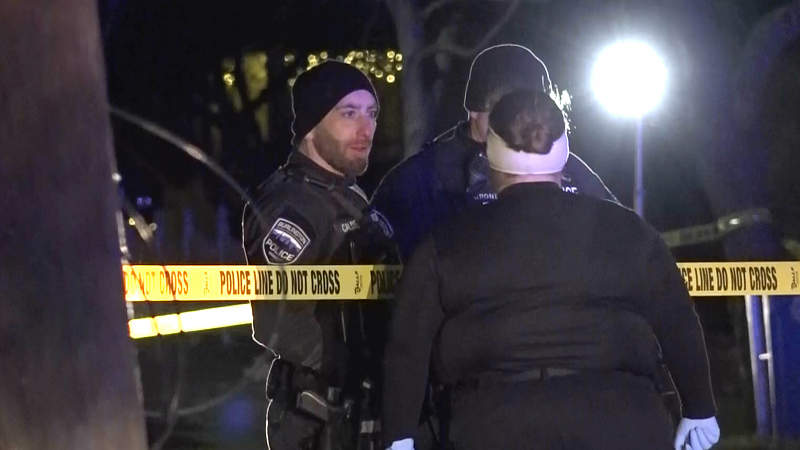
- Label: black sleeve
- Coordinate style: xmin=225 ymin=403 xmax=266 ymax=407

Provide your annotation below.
xmin=371 ymin=156 xmax=433 ymax=263
xmin=382 ymin=236 xmax=445 ymax=444
xmin=242 ymin=195 xmax=332 ymax=366
xmin=642 ymin=233 xmax=716 ymax=419
xmin=565 ymin=153 xmax=619 ymax=204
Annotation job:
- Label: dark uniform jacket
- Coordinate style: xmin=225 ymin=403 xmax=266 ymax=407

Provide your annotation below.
xmin=242 ymin=150 xmax=398 ymax=388
xmin=371 ymin=121 xmax=618 ymax=261
xmin=382 ymin=182 xmax=715 ymax=444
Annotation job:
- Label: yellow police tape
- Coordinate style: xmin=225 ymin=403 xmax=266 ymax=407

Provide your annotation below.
xmin=125 ymin=262 xmax=800 ymax=339
xmin=677 ymin=262 xmax=799 ymax=296
xmin=123 ymin=265 xmax=402 ymax=302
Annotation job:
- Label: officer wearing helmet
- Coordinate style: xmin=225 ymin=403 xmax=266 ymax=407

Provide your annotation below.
xmin=371 ymin=44 xmax=618 ymax=262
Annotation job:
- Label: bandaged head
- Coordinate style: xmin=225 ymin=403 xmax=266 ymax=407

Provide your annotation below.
xmin=486 ymin=89 xmax=569 ymax=175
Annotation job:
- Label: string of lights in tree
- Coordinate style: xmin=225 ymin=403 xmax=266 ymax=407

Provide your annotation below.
xmin=285 ymin=50 xmax=403 ymax=87
xmin=218 ymin=50 xmax=567 ymax=112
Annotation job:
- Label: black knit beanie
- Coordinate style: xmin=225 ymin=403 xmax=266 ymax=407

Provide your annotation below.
xmin=463 ymin=44 xmax=552 ymax=112
xmin=291 ymin=61 xmax=378 ymax=146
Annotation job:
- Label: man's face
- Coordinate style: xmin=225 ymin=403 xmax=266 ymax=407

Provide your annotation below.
xmin=309 ymin=89 xmax=378 ymax=177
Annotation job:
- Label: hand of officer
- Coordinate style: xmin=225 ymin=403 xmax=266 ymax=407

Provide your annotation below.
xmin=674 ymin=416 xmax=720 ymax=450
xmin=387 ymin=438 xmax=415 ymax=450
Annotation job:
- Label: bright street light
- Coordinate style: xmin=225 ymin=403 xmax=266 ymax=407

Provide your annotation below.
xmin=591 ymin=41 xmax=667 ymax=217
xmin=591 ymin=41 xmax=667 ymax=117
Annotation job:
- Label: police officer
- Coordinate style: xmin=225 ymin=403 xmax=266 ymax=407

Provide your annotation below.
xmin=382 ymin=89 xmax=719 ymax=450
xmin=242 ymin=61 xmax=398 ymax=450
xmin=372 ymin=43 xmax=617 ymax=261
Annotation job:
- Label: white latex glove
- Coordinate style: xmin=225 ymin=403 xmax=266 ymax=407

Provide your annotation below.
xmin=674 ymin=417 xmax=720 ymax=450
xmin=387 ymin=438 xmax=415 ymax=450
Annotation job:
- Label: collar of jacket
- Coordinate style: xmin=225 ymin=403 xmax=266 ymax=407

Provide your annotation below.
xmin=454 ymin=121 xmax=486 ymax=157
xmin=427 ymin=121 xmax=489 ymax=196
xmin=284 ymin=149 xmax=357 ymax=187
xmin=455 ymin=121 xmax=493 ymax=194
xmin=497 ymin=181 xmax=562 ymax=198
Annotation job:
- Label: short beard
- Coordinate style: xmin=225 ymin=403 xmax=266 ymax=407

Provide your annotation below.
xmin=313 ymin=127 xmax=369 ymax=177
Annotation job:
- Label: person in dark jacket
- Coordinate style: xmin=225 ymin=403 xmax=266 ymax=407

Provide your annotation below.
xmin=382 ymin=89 xmax=720 ymax=450
xmin=242 ymin=61 xmax=399 ymax=450
xmin=371 ymin=44 xmax=617 ymax=262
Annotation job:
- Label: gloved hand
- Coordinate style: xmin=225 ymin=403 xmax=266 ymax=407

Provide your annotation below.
xmin=387 ymin=438 xmax=415 ymax=450
xmin=674 ymin=417 xmax=720 ymax=450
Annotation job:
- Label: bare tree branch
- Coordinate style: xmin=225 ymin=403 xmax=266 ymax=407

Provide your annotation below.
xmin=421 ymin=0 xmax=457 ymax=20
xmin=411 ymin=0 xmax=521 ymax=66
xmin=689 ymin=0 xmax=800 ymax=260
xmin=732 ymin=0 xmax=800 ymax=129
xmin=422 ymin=0 xmax=551 ymax=21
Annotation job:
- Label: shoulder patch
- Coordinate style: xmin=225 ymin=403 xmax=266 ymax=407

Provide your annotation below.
xmin=262 ymin=218 xmax=311 ymax=265
xmin=369 ymin=209 xmax=395 ymax=238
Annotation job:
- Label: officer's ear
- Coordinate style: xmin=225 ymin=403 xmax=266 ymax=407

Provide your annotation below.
xmin=300 ymin=129 xmax=316 ymax=151
xmin=469 ymin=111 xmax=490 ymax=142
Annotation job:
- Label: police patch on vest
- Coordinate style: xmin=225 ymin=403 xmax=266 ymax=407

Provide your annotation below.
xmin=262 ymin=218 xmax=310 ymax=265
xmin=370 ymin=210 xmax=394 ymax=238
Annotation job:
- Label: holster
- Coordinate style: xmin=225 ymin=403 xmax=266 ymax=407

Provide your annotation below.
xmin=268 ymin=358 xmax=378 ymax=450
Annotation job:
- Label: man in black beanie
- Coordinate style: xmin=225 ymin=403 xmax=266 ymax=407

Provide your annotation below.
xmin=242 ymin=60 xmax=400 ymax=450
xmin=372 ymin=44 xmax=618 ymax=262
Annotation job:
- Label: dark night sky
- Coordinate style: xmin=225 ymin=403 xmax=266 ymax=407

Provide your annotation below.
xmin=100 ymin=0 xmax=794 ymax=236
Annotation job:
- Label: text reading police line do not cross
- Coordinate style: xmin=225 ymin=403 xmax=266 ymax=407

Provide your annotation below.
xmin=123 ymin=265 xmax=402 ymax=301
xmin=124 ymin=262 xmax=800 ymax=301
xmin=678 ymin=262 xmax=800 ymax=296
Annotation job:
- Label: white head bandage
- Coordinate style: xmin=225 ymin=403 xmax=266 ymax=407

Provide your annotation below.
xmin=485 ymin=127 xmax=569 ymax=175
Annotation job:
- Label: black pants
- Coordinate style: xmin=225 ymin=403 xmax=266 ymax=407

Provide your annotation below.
xmin=448 ymin=372 xmax=674 ymax=450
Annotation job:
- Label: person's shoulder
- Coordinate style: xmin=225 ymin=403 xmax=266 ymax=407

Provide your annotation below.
xmin=372 ymin=126 xmax=460 ymax=201
xmin=243 ymin=174 xmax=334 ymax=262
xmin=248 ymin=171 xmax=333 ymax=225
xmin=564 ymin=152 xmax=594 ymax=173
xmin=590 ymin=196 xmax=636 ymax=219
xmin=253 ymin=171 xmax=322 ymax=204
xmin=576 ymin=194 xmax=660 ymax=240
xmin=562 ymin=152 xmax=603 ymax=185
xmin=562 ymin=152 xmax=619 ymax=202
xmin=430 ymin=202 xmax=496 ymax=246
xmin=380 ymin=130 xmax=454 ymax=181
xmin=381 ymin=148 xmax=434 ymax=184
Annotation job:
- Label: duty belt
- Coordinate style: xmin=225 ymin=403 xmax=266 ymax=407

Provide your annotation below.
xmin=455 ymin=367 xmax=579 ymax=390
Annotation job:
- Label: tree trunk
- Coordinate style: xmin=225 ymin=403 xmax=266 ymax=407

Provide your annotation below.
xmin=683 ymin=1 xmax=800 ymax=433
xmin=0 ymin=0 xmax=149 ymax=448
xmin=695 ymin=1 xmax=800 ymax=260
xmin=387 ymin=0 xmax=432 ymax=157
